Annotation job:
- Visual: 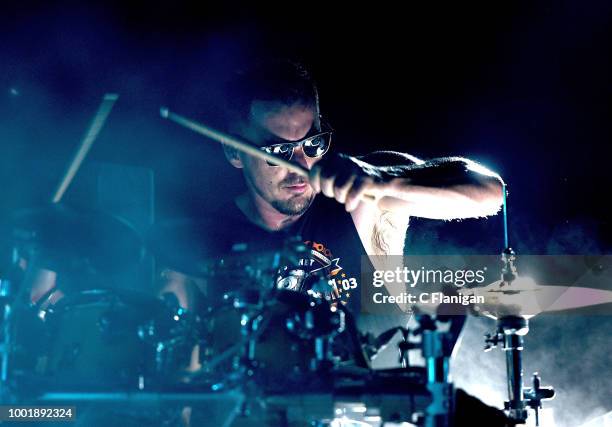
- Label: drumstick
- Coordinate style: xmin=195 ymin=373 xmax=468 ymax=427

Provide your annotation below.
xmin=160 ymin=107 xmax=309 ymax=176
xmin=160 ymin=107 xmax=376 ymax=201
xmin=52 ymin=94 xmax=119 ymax=203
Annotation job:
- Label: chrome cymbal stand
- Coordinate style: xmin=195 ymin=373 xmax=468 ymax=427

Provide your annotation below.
xmin=485 ymin=315 xmax=530 ymax=422
xmin=484 ymin=249 xmax=555 ymax=425
xmin=484 ymin=315 xmax=555 ymax=425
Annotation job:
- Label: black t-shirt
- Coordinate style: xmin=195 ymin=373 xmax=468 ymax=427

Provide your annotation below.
xmin=210 ymin=195 xmax=368 ymax=315
xmin=152 ymin=194 xmax=408 ymax=333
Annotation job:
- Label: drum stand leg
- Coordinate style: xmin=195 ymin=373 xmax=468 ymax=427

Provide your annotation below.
xmin=1 ymin=278 xmax=15 ymax=399
xmin=1 ymin=300 xmax=11 ymax=384
xmin=485 ymin=316 xmax=555 ymax=426
xmin=412 ymin=315 xmax=455 ymax=427
xmin=313 ymin=336 xmax=335 ymax=372
xmin=501 ymin=316 xmax=529 ymax=422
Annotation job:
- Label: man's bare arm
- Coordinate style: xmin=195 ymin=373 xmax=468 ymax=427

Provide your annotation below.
xmin=310 ymin=151 xmax=504 ymax=220
xmin=355 ymin=151 xmax=504 ymax=219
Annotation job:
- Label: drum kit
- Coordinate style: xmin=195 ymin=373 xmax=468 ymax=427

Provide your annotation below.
xmin=3 ymin=204 xmax=612 ymax=427
xmin=1 ymin=97 xmax=610 ymax=427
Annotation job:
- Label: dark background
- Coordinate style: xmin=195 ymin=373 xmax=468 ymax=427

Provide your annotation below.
xmin=1 ymin=0 xmax=610 ymax=253
xmin=1 ymin=1 xmax=611 ymax=426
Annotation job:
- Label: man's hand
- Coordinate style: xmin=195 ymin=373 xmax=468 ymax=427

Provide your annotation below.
xmin=309 ymin=153 xmax=386 ymax=212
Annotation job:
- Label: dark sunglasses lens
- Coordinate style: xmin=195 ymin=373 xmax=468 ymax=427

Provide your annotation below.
xmin=303 ymin=134 xmax=331 ymax=158
xmin=263 ymin=144 xmax=294 ymax=166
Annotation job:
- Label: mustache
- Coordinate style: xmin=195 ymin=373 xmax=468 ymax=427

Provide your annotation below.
xmin=280 ymin=174 xmax=308 ymax=187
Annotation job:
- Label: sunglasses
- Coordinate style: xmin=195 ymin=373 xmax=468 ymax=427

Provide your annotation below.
xmin=259 ymin=123 xmax=333 ymax=166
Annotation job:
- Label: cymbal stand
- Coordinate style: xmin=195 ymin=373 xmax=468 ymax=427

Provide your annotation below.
xmin=484 ymin=249 xmax=555 ymax=425
xmin=485 ymin=315 xmax=529 ymax=422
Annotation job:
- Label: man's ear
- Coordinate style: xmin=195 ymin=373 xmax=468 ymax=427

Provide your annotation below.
xmin=223 ymin=144 xmax=243 ymax=168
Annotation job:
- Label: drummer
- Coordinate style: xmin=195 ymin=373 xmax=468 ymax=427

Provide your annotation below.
xmin=159 ymin=59 xmax=504 ymax=331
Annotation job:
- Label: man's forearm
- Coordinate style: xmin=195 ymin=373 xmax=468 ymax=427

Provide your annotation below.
xmin=359 ymin=153 xmax=504 ymax=219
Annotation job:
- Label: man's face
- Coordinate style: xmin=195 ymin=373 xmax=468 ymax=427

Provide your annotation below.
xmin=232 ymin=101 xmax=321 ymax=216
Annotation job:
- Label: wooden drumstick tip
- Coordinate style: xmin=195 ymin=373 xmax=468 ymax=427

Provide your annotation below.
xmin=160 ymin=107 xmax=170 ymax=119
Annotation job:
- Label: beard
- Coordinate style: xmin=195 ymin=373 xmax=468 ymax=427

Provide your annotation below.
xmin=270 ymin=174 xmax=316 ymax=216
xmin=271 ymin=191 xmax=315 ymax=216
xmin=244 ymin=170 xmax=315 ymax=217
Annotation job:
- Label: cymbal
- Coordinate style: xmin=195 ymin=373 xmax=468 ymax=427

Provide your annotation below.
xmin=465 ymin=277 xmax=612 ymax=319
xmin=11 ymin=204 xmax=143 ymax=276
xmin=411 ymin=274 xmax=612 ymax=319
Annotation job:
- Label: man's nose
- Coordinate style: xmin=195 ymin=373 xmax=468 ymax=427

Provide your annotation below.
xmin=292 ymin=146 xmax=311 ymax=170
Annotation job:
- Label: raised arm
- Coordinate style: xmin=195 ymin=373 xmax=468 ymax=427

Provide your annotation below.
xmin=310 ymin=150 xmax=504 ymax=220
xmin=309 ymin=151 xmax=504 ymax=257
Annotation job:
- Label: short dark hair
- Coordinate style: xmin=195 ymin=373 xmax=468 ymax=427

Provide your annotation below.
xmin=223 ymin=59 xmax=320 ymax=129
